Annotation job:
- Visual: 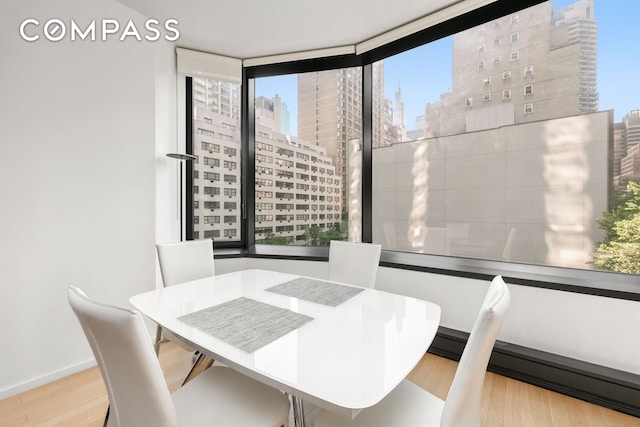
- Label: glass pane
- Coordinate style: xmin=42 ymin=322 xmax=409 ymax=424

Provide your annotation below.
xmin=255 ymin=68 xmax=362 ymax=245
xmin=191 ymin=78 xmax=242 ymax=242
xmin=373 ymin=0 xmax=640 ymax=274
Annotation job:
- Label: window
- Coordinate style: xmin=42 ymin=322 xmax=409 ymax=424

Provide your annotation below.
xmin=201 ymin=142 xmax=220 ymax=153
xmin=371 ymin=0 xmax=614 ymax=278
xmin=257 ymin=154 xmax=273 ymax=163
xmin=524 ymin=84 xmax=533 ymax=95
xmin=204 ymin=230 xmax=220 ymax=238
xmin=254 ymin=68 xmax=360 ymax=246
xmin=204 ymin=157 xmax=219 ymax=167
xmin=203 ymin=215 xmax=220 ymax=224
xmin=186 ymin=0 xmax=640 ymax=299
xmin=189 ymin=77 xmax=241 ymax=243
xmin=524 ymin=65 xmax=534 ymax=77
xmin=204 ymin=186 xmax=220 ymax=196
xmin=203 ymin=172 xmax=219 ymax=181
xmin=493 ymin=56 xmax=501 ymax=64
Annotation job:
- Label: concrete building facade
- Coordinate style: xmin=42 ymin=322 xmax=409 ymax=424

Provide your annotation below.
xmin=372 ymin=111 xmax=610 ymax=269
xmin=423 ymin=0 xmax=598 ymax=138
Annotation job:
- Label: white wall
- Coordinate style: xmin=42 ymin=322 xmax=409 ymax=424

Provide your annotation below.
xmin=0 ymin=0 xmax=174 ymax=398
xmin=219 ymin=257 xmax=640 ymax=376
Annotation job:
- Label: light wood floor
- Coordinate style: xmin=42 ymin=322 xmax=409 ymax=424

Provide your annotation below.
xmin=2 ymin=342 xmax=639 ymax=426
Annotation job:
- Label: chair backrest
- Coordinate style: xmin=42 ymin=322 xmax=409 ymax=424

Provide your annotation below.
xmin=156 ymin=239 xmax=215 ymax=286
xmin=328 ymin=240 xmax=382 ymax=288
xmin=68 ymin=286 xmax=178 ymax=427
xmin=441 ymin=275 xmax=511 ymax=427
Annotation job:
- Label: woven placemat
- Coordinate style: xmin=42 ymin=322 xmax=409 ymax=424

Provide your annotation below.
xmin=266 ymin=277 xmax=364 ymax=307
xmin=178 ymin=297 xmax=313 ymax=353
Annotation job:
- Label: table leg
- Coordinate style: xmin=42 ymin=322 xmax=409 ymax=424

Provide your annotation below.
xmin=182 ymin=352 xmax=213 ymax=385
xmin=291 ymin=395 xmax=306 ymax=427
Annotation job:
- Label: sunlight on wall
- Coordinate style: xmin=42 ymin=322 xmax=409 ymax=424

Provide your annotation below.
xmin=408 ymin=142 xmax=429 ymax=251
xmin=543 ymin=116 xmax=594 ymax=268
xmin=372 ymin=112 xmax=609 ymax=268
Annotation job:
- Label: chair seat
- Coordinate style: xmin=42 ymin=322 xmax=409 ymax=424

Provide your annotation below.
xmin=107 ymin=366 xmax=290 ymax=427
xmin=315 ymin=379 xmax=445 ymax=427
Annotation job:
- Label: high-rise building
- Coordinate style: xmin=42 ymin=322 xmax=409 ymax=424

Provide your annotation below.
xmin=622 ymin=110 xmax=640 ymax=148
xmin=191 ymin=78 xmax=243 ymax=241
xmin=614 ymin=110 xmax=640 ymax=186
xmin=393 ymin=85 xmax=407 ymax=141
xmin=255 ymin=122 xmax=342 ymax=244
xmin=613 ymin=122 xmax=627 ymax=187
xmin=620 ymin=144 xmax=640 ymax=182
xmin=298 ymin=68 xmax=362 ymax=210
xmin=423 ymin=0 xmax=598 ymax=138
xmin=192 ymin=78 xmax=241 ymax=120
xmin=552 ymin=0 xmax=598 ymax=114
xmin=192 ymin=107 xmax=242 ymax=241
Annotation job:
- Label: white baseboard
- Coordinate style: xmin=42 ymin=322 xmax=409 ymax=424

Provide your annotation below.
xmin=0 ymin=358 xmax=96 ymax=401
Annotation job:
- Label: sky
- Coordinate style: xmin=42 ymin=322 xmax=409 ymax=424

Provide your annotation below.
xmin=256 ymin=0 xmax=640 ymax=132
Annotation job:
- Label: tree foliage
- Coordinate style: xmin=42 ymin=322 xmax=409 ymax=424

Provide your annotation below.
xmin=593 ymin=180 xmax=640 ymax=273
xmin=261 ymin=231 xmax=293 ymax=245
xmin=304 ymin=224 xmax=347 ymax=246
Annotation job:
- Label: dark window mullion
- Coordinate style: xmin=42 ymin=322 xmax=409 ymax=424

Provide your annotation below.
xmin=362 ymin=63 xmax=373 ymax=243
xmin=185 ymin=76 xmax=194 ymax=241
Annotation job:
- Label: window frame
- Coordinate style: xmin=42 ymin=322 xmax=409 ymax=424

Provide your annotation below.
xmin=185 ymin=76 xmax=245 ymax=249
xmin=190 ymin=0 xmax=640 ymax=301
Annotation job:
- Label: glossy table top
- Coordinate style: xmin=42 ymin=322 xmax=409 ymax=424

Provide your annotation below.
xmin=130 ymin=269 xmax=441 ymax=417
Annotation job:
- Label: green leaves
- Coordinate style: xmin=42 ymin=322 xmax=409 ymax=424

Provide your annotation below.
xmin=593 ymin=180 xmax=640 ymax=273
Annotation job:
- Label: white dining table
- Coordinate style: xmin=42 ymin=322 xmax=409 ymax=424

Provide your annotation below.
xmin=130 ymin=269 xmax=441 ymax=426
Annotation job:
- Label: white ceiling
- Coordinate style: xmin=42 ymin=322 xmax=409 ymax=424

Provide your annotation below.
xmin=117 ymin=0 xmax=459 ymax=59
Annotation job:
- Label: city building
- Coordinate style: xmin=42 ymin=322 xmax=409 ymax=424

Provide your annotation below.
xmin=192 ymin=77 xmax=241 ymax=120
xmin=298 ymin=68 xmax=362 ymax=209
xmin=422 ymin=0 xmax=598 ymax=138
xmin=255 ymin=95 xmax=290 ymax=134
xmin=613 ymin=110 xmax=640 ymax=186
xmin=192 ymin=107 xmax=242 ymax=241
xmin=254 ymin=119 xmax=342 ymax=244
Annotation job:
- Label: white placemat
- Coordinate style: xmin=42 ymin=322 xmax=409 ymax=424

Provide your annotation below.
xmin=178 ymin=297 xmax=313 ymax=353
xmin=266 ymin=277 xmax=364 ymax=307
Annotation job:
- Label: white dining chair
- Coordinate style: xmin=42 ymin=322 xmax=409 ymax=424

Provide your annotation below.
xmin=156 ymin=239 xmax=215 ymax=287
xmin=328 ymin=240 xmax=382 ymax=288
xmin=154 ymin=239 xmax=215 ymax=355
xmin=68 ymin=286 xmax=290 ymax=427
xmin=314 ymin=275 xmax=511 ymax=427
